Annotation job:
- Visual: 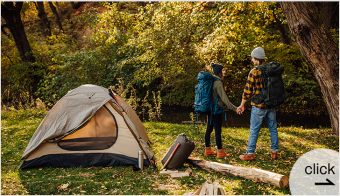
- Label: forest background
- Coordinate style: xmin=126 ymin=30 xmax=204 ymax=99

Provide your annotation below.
xmin=1 ymin=1 xmax=339 ymax=120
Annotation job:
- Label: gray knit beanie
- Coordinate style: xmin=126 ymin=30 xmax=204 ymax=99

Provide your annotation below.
xmin=211 ymin=63 xmax=224 ymax=76
xmin=251 ymin=47 xmax=265 ymax=59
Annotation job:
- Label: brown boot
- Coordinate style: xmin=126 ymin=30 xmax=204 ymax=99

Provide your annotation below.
xmin=239 ymin=154 xmax=255 ymax=161
xmin=217 ymin=148 xmax=230 ymax=158
xmin=205 ymin=146 xmax=217 ymax=156
xmin=271 ymin=151 xmax=278 ymax=160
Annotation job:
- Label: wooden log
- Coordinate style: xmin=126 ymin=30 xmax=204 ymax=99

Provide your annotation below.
xmin=170 ymin=172 xmax=190 ymax=178
xmin=185 ymin=167 xmax=192 ymax=174
xmin=160 ymin=170 xmax=178 ymax=175
xmin=187 ymin=157 xmax=289 ymax=189
xmin=186 ymin=180 xmax=225 ymax=195
xmin=160 ymin=168 xmax=193 ymax=178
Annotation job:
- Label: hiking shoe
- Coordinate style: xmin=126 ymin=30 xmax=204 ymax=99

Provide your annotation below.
xmin=239 ymin=154 xmax=255 ymax=161
xmin=205 ymin=146 xmax=217 ymax=156
xmin=271 ymin=151 xmax=278 ymax=160
xmin=217 ymin=148 xmax=230 ymax=158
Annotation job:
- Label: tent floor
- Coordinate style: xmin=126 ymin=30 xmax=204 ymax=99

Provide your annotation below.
xmin=20 ymin=153 xmax=151 ymax=169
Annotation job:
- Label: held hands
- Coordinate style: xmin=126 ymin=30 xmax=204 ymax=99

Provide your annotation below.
xmin=236 ymin=99 xmax=246 ymax=115
xmin=236 ymin=105 xmax=244 ymax=115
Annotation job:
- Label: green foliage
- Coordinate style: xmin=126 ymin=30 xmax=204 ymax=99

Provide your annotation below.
xmin=1 ymin=1 xmax=334 ymax=115
xmin=123 ymin=2 xmax=218 ymax=105
xmin=283 ymin=62 xmax=326 ymax=115
xmin=36 ymin=46 xmax=121 ymax=106
xmin=1 ymin=1 xmax=79 ymax=106
xmin=1 ymin=108 xmax=338 ymax=195
xmin=1 ymin=59 xmax=46 ymax=106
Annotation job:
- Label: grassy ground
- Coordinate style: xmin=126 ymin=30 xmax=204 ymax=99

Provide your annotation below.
xmin=1 ymin=108 xmax=339 ymax=195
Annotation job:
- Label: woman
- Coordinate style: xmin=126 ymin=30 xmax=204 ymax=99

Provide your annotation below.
xmin=205 ymin=63 xmax=239 ymax=158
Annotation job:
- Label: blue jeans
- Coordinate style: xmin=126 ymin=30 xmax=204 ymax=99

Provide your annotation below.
xmin=246 ymin=106 xmax=278 ymax=155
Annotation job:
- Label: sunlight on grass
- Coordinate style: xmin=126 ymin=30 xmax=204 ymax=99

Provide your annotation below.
xmin=1 ymin=108 xmax=338 ymax=195
xmin=1 ymin=172 xmax=29 ymax=195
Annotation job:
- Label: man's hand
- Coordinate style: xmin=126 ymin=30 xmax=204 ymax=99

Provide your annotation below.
xmin=237 ymin=105 xmax=244 ymax=114
xmin=237 ymin=99 xmax=247 ymax=115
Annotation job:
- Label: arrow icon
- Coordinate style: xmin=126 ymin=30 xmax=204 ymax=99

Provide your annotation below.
xmin=315 ymin=178 xmax=335 ymax=186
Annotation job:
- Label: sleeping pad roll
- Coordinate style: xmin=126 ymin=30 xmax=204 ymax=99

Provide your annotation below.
xmin=161 ymin=133 xmax=195 ymax=169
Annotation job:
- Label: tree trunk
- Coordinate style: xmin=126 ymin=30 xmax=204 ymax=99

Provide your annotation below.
xmin=48 ymin=2 xmax=63 ymax=32
xmin=70 ymin=2 xmax=84 ymax=9
xmin=187 ymin=158 xmax=289 ymax=189
xmin=280 ymin=2 xmax=339 ymax=135
xmin=1 ymin=2 xmax=36 ymax=63
xmin=35 ymin=2 xmax=51 ymax=36
xmin=1 ymin=2 xmax=40 ymax=98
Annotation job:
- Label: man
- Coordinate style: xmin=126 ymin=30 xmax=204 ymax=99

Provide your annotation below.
xmin=237 ymin=47 xmax=279 ymax=161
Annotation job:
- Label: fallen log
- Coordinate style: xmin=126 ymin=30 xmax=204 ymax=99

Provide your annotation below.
xmin=186 ymin=157 xmax=289 ymax=189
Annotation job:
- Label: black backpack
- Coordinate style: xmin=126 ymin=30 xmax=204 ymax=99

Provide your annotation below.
xmin=252 ymin=62 xmax=286 ymax=106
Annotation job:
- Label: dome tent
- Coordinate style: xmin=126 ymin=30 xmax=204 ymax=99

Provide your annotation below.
xmin=19 ymin=84 xmax=155 ymax=169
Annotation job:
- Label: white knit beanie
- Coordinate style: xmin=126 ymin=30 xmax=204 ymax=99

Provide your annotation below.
xmin=251 ymin=47 xmax=265 ymax=59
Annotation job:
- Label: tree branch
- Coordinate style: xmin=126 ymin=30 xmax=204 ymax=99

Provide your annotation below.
xmin=1 ymin=51 xmax=14 ymax=66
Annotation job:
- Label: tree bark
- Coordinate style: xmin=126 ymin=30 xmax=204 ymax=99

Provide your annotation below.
xmin=48 ymin=2 xmax=63 ymax=32
xmin=187 ymin=158 xmax=289 ymax=189
xmin=315 ymin=2 xmax=339 ymax=29
xmin=35 ymin=2 xmax=51 ymax=36
xmin=280 ymin=2 xmax=339 ymax=135
xmin=1 ymin=2 xmax=36 ymax=63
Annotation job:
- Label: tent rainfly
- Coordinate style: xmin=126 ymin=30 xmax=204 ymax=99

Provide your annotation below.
xmin=19 ymin=84 xmax=155 ymax=169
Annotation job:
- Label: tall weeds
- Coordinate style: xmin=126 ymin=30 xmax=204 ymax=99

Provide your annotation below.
xmin=1 ymin=87 xmax=47 ymax=111
xmin=109 ymin=78 xmax=162 ymax=122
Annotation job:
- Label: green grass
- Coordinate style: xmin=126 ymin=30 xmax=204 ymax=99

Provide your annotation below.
xmin=1 ymin=108 xmax=339 ymax=195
